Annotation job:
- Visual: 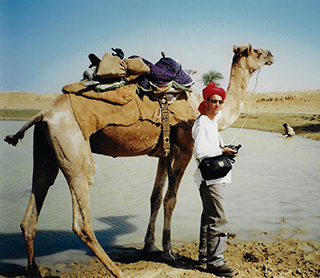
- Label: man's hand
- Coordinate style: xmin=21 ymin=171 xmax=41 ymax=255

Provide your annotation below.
xmin=222 ymin=147 xmax=238 ymax=157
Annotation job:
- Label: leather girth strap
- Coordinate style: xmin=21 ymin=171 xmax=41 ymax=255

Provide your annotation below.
xmin=161 ymin=95 xmax=171 ymax=157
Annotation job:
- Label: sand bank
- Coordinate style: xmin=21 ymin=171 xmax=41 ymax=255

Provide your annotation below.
xmin=1 ymin=90 xmax=319 ymax=140
xmin=2 ymin=238 xmax=319 ymax=277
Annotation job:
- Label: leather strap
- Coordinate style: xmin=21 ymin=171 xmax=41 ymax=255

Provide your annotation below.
xmin=161 ymin=95 xmax=170 ymax=157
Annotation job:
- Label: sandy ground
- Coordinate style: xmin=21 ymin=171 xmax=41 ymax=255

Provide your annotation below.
xmin=1 ymin=89 xmax=320 ymax=277
xmin=232 ymin=89 xmax=320 ymax=141
xmin=2 ymin=239 xmax=320 ymax=278
xmin=0 ymin=92 xmax=60 ymax=110
xmin=1 ymin=89 xmax=319 ymax=112
xmin=242 ymin=90 xmax=320 ymax=114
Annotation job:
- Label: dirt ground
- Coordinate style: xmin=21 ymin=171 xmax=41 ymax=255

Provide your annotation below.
xmin=2 ymin=239 xmax=320 ymax=277
xmin=0 ymin=89 xmax=319 ymax=277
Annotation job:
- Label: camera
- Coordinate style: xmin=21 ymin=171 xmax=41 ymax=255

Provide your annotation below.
xmin=226 ymin=144 xmax=242 ymax=163
xmin=227 ymin=144 xmax=242 ymax=152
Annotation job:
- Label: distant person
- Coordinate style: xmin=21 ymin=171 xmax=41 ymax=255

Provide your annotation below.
xmin=282 ymin=123 xmax=295 ymax=138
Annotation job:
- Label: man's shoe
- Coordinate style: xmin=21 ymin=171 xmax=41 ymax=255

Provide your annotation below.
xmin=207 ymin=264 xmax=235 ymax=277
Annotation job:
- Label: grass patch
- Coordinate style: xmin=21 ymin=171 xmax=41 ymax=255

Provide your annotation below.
xmin=0 ymin=109 xmax=41 ymax=121
xmin=232 ymin=112 xmax=320 ymax=140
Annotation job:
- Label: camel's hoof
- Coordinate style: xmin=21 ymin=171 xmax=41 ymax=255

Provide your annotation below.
xmin=27 ymin=265 xmax=42 ymax=277
xmin=4 ymin=135 xmax=19 ymax=146
xmin=142 ymin=243 xmax=161 ymax=253
xmin=161 ymin=250 xmax=181 ymax=261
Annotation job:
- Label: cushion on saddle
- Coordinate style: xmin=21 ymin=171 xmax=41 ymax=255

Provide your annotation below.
xmin=95 ymin=53 xmax=127 ymax=79
xmin=150 ymin=57 xmax=192 ymax=85
xmin=124 ymin=57 xmax=150 ymax=82
xmin=129 ymin=56 xmax=194 ymax=91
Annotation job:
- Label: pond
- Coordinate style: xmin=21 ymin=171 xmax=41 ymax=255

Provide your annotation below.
xmin=1 ymin=121 xmax=319 ymax=272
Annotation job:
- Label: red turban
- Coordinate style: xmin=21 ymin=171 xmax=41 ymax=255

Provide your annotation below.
xmin=198 ymin=83 xmax=226 ymax=114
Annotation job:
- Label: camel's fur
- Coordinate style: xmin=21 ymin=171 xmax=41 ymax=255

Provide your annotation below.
xmin=4 ymin=44 xmax=273 ymax=278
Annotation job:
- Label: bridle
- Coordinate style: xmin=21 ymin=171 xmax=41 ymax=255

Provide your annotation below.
xmin=228 ymin=68 xmax=261 ymax=144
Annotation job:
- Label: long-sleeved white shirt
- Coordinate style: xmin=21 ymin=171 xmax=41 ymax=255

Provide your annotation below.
xmin=192 ymin=112 xmax=231 ymax=187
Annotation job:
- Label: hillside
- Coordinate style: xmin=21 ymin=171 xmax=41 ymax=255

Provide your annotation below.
xmin=1 ymin=90 xmax=319 ymax=140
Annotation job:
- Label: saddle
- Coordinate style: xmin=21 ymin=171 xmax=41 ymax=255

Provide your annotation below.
xmin=62 ymin=49 xmax=195 ymax=107
xmin=62 ymin=49 xmax=196 ymax=156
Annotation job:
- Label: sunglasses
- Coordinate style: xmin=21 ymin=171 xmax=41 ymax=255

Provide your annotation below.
xmin=209 ymin=99 xmax=224 ymax=105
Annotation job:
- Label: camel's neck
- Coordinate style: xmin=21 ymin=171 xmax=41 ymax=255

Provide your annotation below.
xmin=218 ymin=59 xmax=252 ymax=130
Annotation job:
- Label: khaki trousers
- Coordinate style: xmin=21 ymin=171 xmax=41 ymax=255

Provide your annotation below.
xmin=199 ymin=181 xmax=228 ymax=267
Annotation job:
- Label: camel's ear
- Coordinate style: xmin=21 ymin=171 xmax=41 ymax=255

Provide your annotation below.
xmin=248 ymin=43 xmax=252 ymax=53
xmin=233 ymin=45 xmax=238 ymax=54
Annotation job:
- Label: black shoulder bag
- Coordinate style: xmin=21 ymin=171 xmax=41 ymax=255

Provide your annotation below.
xmin=198 ymin=155 xmax=232 ymax=180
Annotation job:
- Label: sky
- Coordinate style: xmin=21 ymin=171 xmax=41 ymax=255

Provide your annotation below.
xmin=1 ymin=0 xmax=320 ymax=94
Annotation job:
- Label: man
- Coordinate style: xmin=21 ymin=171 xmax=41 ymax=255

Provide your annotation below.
xmin=282 ymin=123 xmax=295 ymax=138
xmin=192 ymin=82 xmax=237 ymax=277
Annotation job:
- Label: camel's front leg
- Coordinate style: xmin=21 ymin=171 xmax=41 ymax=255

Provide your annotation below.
xmin=162 ymin=149 xmax=193 ymax=260
xmin=58 ymin=152 xmax=122 ymax=278
xmin=46 ymin=110 xmax=123 ymax=278
xmin=143 ymin=156 xmax=169 ymax=252
xmin=68 ymin=183 xmax=123 ymax=278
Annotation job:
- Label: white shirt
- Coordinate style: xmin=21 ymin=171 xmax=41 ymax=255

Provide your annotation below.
xmin=192 ymin=112 xmax=231 ymax=187
xmin=287 ymin=126 xmax=295 ymax=136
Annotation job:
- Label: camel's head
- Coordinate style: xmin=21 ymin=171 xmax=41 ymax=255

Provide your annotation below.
xmin=233 ymin=44 xmax=274 ymax=74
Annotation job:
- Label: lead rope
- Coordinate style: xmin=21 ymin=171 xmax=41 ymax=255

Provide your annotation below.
xmin=228 ymin=68 xmax=261 ymax=144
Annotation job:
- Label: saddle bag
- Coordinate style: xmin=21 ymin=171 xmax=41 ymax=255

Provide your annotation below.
xmin=95 ymin=53 xmax=127 ymax=80
xmin=198 ymin=155 xmax=232 ymax=180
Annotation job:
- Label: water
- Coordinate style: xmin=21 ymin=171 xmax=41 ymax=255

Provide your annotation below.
xmin=1 ymin=121 xmax=320 ymax=272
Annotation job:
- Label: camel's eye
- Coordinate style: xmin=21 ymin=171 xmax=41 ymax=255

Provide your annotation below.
xmin=253 ymin=49 xmax=262 ymax=58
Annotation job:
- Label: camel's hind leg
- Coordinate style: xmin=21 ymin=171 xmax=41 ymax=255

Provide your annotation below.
xmin=143 ymin=148 xmax=193 ymax=260
xmin=143 ymin=156 xmax=170 ymax=252
xmin=20 ymin=123 xmax=59 ymax=276
xmin=162 ymin=147 xmax=193 ymax=260
xmin=46 ymin=117 xmax=122 ymax=278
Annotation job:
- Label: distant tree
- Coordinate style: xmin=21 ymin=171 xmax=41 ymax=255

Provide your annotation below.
xmin=201 ymin=70 xmax=223 ymax=86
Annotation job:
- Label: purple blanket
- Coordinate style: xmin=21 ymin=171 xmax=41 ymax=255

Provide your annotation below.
xmin=129 ymin=56 xmax=193 ymax=91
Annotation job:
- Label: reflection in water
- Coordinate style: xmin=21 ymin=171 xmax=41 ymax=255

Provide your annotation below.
xmin=0 ymin=215 xmax=137 ymax=272
xmin=0 ymin=216 xmax=137 ymax=259
xmin=1 ymin=121 xmax=319 ymax=272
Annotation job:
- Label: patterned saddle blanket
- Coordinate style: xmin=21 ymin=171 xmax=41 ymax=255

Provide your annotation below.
xmin=129 ymin=56 xmax=194 ymax=92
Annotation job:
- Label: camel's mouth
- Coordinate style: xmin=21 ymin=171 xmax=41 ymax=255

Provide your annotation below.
xmin=265 ymin=52 xmax=274 ymax=65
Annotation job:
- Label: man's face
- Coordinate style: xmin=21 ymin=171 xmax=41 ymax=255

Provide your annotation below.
xmin=204 ymin=94 xmax=224 ymax=117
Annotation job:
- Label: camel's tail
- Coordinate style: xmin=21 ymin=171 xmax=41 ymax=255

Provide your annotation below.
xmin=4 ymin=112 xmax=44 ymax=146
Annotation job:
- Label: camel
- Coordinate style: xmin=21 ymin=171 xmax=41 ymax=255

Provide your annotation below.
xmin=4 ymin=44 xmax=273 ymax=278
